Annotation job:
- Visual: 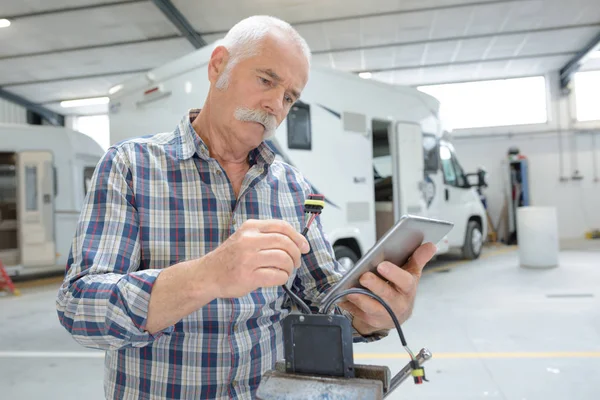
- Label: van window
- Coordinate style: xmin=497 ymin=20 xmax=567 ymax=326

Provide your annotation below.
xmin=287 ymin=102 xmax=311 ymax=150
xmin=422 ymin=134 xmax=439 ymax=173
xmin=440 ymin=145 xmax=467 ymax=188
xmin=452 ymin=156 xmax=467 ymax=187
xmin=83 ymin=167 xmax=96 ymax=196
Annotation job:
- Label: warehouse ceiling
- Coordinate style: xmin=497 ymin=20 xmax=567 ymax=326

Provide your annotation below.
xmin=0 ymin=0 xmax=599 ymax=117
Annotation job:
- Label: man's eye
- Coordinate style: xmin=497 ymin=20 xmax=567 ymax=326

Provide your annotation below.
xmin=284 ymin=95 xmax=293 ymax=104
xmin=259 ymin=77 xmax=271 ymax=85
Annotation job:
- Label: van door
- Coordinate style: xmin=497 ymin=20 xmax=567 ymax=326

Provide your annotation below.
xmin=390 ymin=122 xmax=426 ymax=219
xmin=17 ymin=151 xmax=56 ymax=267
xmin=438 ymin=144 xmax=472 ymax=247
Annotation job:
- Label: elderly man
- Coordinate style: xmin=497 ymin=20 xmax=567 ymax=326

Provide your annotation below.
xmin=56 ymin=15 xmax=435 ymax=400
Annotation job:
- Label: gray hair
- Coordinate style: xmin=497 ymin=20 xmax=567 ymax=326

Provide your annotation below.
xmin=215 ymin=15 xmax=311 ymax=89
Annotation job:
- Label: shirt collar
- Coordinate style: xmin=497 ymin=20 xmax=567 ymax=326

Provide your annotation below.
xmin=176 ymin=108 xmax=275 ymax=166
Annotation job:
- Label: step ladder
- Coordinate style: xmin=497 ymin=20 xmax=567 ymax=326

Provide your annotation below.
xmin=0 ymin=259 xmax=20 ymax=296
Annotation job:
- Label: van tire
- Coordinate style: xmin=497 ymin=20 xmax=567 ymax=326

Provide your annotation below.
xmin=462 ymin=220 xmax=483 ymax=260
xmin=334 ymin=245 xmax=359 ymax=271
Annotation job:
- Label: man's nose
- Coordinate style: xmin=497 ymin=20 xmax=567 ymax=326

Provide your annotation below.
xmin=261 ymin=88 xmax=285 ymax=117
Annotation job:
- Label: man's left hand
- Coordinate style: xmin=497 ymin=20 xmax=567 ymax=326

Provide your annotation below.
xmin=338 ymin=243 xmax=437 ymax=336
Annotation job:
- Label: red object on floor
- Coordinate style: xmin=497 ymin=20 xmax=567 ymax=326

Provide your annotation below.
xmin=0 ymin=259 xmax=18 ymax=295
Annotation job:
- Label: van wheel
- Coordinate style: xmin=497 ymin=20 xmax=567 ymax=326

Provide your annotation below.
xmin=334 ymin=245 xmax=359 ymax=271
xmin=462 ymin=220 xmax=483 ymax=260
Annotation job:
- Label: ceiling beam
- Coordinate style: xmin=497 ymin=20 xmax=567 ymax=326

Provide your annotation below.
xmin=559 ymin=30 xmax=600 ymax=90
xmin=0 ymin=87 xmax=65 ymax=126
xmin=0 ymin=35 xmax=180 ymax=61
xmin=313 ymin=23 xmax=600 ymax=55
xmin=353 ymin=51 xmax=576 ymax=74
xmin=150 ymin=0 xmax=206 ymax=48
xmin=3 ymin=0 xmax=147 ymax=20
xmin=407 ymin=73 xmax=544 ymax=88
xmin=1 ymin=68 xmax=149 ymax=88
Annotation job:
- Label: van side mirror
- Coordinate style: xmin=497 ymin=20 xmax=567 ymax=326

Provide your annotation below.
xmin=466 ymin=168 xmax=487 ymax=188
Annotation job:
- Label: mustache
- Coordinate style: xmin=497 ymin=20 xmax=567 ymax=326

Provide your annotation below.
xmin=234 ymin=108 xmax=277 ymax=134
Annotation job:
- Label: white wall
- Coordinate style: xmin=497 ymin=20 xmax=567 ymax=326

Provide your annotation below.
xmin=0 ymin=98 xmax=27 ymax=124
xmin=450 ymin=72 xmax=600 ymax=240
xmin=66 ymin=114 xmax=110 ymax=151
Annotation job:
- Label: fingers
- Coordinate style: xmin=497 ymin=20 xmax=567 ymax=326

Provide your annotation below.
xmin=345 ymin=293 xmax=388 ymax=321
xmin=254 ymin=233 xmax=302 ymax=268
xmin=253 ymin=267 xmax=291 ymax=288
xmin=402 ymin=242 xmax=437 ymax=278
xmin=255 ymin=249 xmax=295 ymax=276
xmin=375 ymin=262 xmax=416 ymax=294
xmin=359 ymin=271 xmax=398 ymax=300
xmin=247 ymin=219 xmax=310 ymax=253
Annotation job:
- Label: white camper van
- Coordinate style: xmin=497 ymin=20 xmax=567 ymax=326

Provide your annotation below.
xmin=0 ymin=123 xmax=105 ymax=276
xmin=108 ymin=41 xmax=487 ymax=266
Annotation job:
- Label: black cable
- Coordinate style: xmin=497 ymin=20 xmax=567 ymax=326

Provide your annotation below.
xmin=282 ymin=284 xmax=312 ymax=314
xmin=322 ymin=288 xmax=408 ymax=348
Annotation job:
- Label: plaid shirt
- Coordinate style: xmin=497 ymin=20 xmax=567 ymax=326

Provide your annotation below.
xmin=56 ymin=110 xmax=380 ymax=399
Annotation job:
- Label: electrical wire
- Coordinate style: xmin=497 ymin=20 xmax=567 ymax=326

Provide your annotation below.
xmin=322 ymin=287 xmax=416 ymax=361
xmin=280 ymin=210 xmax=320 ymax=315
xmin=282 ymin=285 xmax=312 ymax=314
xmin=301 ymin=212 xmax=318 ymax=236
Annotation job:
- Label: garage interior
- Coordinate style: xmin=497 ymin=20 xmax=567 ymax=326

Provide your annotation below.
xmin=1 ymin=1 xmax=599 ymax=399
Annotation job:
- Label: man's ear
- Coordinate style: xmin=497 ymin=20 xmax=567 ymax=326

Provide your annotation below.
xmin=208 ymin=46 xmax=230 ymax=85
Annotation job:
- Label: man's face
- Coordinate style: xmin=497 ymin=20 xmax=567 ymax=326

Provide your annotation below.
xmin=209 ymin=33 xmax=309 ymax=147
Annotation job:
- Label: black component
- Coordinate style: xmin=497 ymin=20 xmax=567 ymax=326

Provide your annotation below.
xmin=304 ymin=194 xmax=325 ymax=214
xmin=410 ymin=360 xmax=428 ymax=384
xmin=283 ymin=314 xmax=355 ymax=378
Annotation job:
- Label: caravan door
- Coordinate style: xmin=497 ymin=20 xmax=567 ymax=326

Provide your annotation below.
xmin=390 ymin=122 xmax=426 ymax=219
xmin=17 ymin=151 xmax=56 ymax=267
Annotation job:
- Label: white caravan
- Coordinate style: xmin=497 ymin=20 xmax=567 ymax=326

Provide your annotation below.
xmin=0 ymin=124 xmax=105 ymax=276
xmin=108 ymin=41 xmax=487 ymax=266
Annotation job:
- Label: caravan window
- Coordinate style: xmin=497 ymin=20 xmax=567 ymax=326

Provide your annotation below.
xmin=83 ymin=167 xmax=96 ymax=196
xmin=25 ymin=166 xmax=38 ymax=211
xmin=287 ymin=102 xmax=311 ymax=150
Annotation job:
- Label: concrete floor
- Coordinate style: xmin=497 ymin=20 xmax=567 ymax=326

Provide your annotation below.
xmin=1 ymin=242 xmax=599 ymax=399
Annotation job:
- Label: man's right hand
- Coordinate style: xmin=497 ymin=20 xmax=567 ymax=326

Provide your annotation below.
xmin=201 ymin=219 xmax=311 ymax=299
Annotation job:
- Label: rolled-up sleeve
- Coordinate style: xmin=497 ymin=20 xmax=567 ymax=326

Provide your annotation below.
xmin=56 ymin=146 xmax=172 ymax=351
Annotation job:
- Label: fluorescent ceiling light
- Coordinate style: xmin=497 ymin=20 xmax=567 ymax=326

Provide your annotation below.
xmin=0 ymin=19 xmax=11 ymax=28
xmin=60 ymin=97 xmax=109 ymax=108
xmin=359 ymin=72 xmax=372 ymax=79
xmin=108 ymin=84 xmax=123 ymax=95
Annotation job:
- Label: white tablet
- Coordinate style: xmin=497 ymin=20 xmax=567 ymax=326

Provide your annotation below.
xmin=319 ymin=215 xmax=454 ymax=309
